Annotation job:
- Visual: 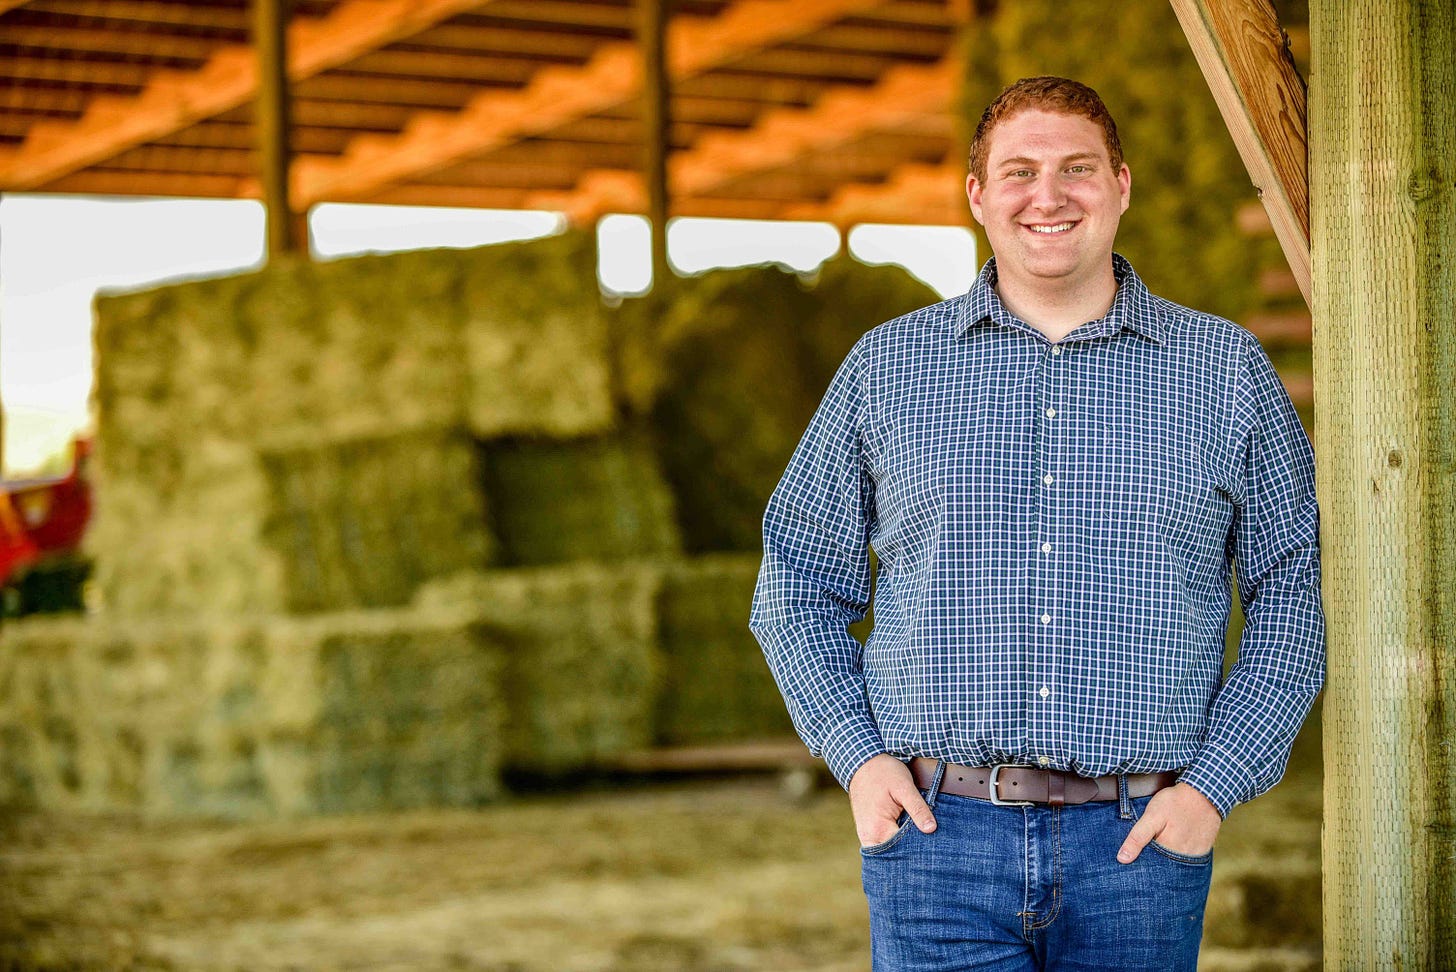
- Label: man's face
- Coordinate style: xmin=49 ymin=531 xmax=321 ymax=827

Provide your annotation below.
xmin=966 ymin=109 xmax=1131 ymax=292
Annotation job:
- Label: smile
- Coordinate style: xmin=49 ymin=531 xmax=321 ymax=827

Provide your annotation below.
xmin=1027 ymin=222 xmax=1076 ymax=234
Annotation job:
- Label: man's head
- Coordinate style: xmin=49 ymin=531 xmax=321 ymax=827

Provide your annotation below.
xmin=967 ymin=77 xmax=1122 ymax=186
xmin=965 ymin=76 xmax=1130 ymax=297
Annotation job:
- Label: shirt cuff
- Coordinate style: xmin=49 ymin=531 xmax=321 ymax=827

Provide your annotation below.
xmin=1178 ymin=741 xmax=1256 ymax=819
xmin=819 ymin=712 xmax=887 ymax=791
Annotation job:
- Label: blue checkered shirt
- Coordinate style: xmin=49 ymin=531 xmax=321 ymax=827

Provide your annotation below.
xmin=749 ymin=254 xmax=1325 ymax=818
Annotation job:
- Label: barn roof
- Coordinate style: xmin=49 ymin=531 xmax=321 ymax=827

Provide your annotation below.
xmin=0 ymin=0 xmax=969 ymax=227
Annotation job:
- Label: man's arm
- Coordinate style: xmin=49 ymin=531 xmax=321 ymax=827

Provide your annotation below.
xmin=1178 ymin=334 xmax=1328 ymax=819
xmin=750 ymin=339 xmax=939 ymax=845
xmin=748 ymin=340 xmax=885 ymax=792
xmin=1120 ymin=335 xmax=1325 ymax=863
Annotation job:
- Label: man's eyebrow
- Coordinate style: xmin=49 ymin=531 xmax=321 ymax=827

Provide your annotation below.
xmin=995 ymin=152 xmax=1102 ymax=168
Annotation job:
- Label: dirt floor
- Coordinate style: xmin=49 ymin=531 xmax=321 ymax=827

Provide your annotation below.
xmin=0 ymin=769 xmax=1321 ymax=972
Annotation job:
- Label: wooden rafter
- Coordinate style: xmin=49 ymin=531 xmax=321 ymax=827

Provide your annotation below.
xmin=674 ymin=56 xmax=955 ymax=198
xmin=280 ymin=0 xmax=893 ymax=206
xmin=780 ymin=161 xmax=965 ymax=225
xmin=0 ymin=0 xmax=493 ymax=191
xmin=521 ymin=54 xmax=955 ymax=223
xmin=1169 ymin=0 xmax=1310 ymax=305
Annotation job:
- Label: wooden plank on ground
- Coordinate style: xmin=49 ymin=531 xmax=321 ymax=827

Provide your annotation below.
xmin=612 ymin=739 xmax=822 ymax=773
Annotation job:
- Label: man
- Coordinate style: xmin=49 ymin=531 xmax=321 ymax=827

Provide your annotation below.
xmin=749 ymin=76 xmax=1325 ymax=971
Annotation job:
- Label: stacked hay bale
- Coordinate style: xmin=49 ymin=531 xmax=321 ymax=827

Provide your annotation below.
xmin=611 ymin=258 xmax=934 ymax=746
xmin=86 ymin=232 xmax=630 ymax=618
xmin=616 ymin=257 xmax=940 ymax=553
xmin=0 ymin=233 xmax=943 ymax=818
xmin=0 ymin=608 xmax=505 ymax=818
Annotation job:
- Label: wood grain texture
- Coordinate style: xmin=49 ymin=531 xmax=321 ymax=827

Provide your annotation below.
xmin=0 ymin=0 xmax=493 ymax=190
xmin=286 ymin=0 xmax=891 ymax=206
xmin=1169 ymin=0 xmax=1310 ymax=305
xmin=1310 ymin=0 xmax=1456 ymax=966
xmin=637 ymin=0 xmax=671 ymax=284
xmin=254 ymin=0 xmax=304 ymax=257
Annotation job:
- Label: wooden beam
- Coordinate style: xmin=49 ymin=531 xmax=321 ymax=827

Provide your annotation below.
xmin=15 ymin=1 xmax=250 ymax=31
xmin=779 ymin=161 xmax=965 ymax=225
xmin=0 ymin=0 xmax=493 ymax=191
xmin=1168 ymin=0 xmax=1311 ymax=305
xmin=674 ymin=57 xmax=954 ymax=198
xmin=255 ymin=0 xmax=303 ymax=257
xmin=638 ymin=0 xmax=672 ymax=284
xmin=284 ymin=0 xmax=892 ymax=206
xmin=1311 ymin=0 xmax=1456 ymax=965
xmin=470 ymin=54 xmax=954 ymax=225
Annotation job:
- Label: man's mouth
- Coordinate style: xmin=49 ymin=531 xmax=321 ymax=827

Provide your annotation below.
xmin=1026 ymin=221 xmax=1076 ymax=235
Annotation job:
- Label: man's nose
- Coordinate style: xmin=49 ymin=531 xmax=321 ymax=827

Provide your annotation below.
xmin=1030 ymin=175 xmax=1066 ymax=212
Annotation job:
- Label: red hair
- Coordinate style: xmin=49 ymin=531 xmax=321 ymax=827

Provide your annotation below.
xmin=968 ymin=76 xmax=1124 ymax=182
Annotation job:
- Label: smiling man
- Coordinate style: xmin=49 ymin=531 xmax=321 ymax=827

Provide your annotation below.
xmin=750 ymin=77 xmax=1326 ymax=970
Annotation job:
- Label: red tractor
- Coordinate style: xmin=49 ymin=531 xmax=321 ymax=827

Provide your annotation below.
xmin=0 ymin=435 xmax=92 ymax=616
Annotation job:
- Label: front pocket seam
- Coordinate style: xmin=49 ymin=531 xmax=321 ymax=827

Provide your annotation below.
xmin=1149 ymin=839 xmax=1213 ymax=866
xmin=859 ymin=814 xmax=916 ymax=857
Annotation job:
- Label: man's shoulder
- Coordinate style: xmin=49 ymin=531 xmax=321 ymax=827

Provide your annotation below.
xmin=1143 ymin=290 xmax=1261 ymax=351
xmin=849 ymin=293 xmax=965 ymax=359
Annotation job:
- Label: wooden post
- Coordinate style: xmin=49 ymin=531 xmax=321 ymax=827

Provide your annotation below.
xmin=253 ymin=0 xmax=306 ymax=258
xmin=1168 ymin=0 xmax=1310 ymax=306
xmin=1310 ymin=0 xmax=1456 ymax=966
xmin=637 ymin=0 xmax=671 ymax=288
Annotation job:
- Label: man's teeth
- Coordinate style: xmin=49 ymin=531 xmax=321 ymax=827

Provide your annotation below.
xmin=1029 ymin=223 xmax=1075 ymax=234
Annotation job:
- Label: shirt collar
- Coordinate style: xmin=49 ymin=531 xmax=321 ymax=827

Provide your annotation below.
xmin=953 ymin=253 xmax=1167 ymax=346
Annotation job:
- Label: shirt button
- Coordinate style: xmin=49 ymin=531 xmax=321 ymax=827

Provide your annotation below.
xmin=1041 ymin=542 xmax=1052 ymax=553
xmin=1042 ymin=474 xmax=1054 ymax=486
xmin=1039 ymin=686 xmax=1051 ymax=698
xmin=1038 ymin=756 xmax=1051 ymax=766
xmin=1051 ymin=346 xmax=1062 ymax=355
xmin=1045 ymin=407 xmax=1057 ymax=418
xmin=1040 ymin=613 xmax=1051 ymax=624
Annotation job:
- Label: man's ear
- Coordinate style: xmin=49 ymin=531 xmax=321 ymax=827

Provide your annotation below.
xmin=1118 ymin=163 xmax=1131 ymax=215
xmin=966 ymin=172 xmax=985 ymax=226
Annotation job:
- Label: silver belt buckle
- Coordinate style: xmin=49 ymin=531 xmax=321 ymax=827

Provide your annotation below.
xmin=988 ymin=763 xmax=1034 ymax=806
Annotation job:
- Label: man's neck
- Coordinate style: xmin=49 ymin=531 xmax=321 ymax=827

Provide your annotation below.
xmin=993 ymin=267 xmax=1119 ymax=343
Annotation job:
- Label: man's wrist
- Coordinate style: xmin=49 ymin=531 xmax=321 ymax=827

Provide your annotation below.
xmin=820 ymin=717 xmax=888 ymax=792
xmin=1178 ymin=744 xmax=1253 ymax=819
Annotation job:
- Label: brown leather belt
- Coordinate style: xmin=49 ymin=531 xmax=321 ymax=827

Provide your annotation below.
xmin=909 ymin=757 xmax=1180 ymax=807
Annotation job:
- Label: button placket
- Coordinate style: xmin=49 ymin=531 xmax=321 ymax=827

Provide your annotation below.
xmin=1032 ymin=338 xmax=1078 ymax=758
xmin=1033 ymin=339 xmax=1065 ymax=747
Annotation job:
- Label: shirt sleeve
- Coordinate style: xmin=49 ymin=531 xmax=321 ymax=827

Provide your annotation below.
xmin=749 ymin=338 xmax=883 ymax=791
xmin=1179 ymin=335 xmax=1327 ymax=818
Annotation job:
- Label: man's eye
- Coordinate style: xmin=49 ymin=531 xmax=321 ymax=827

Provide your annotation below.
xmin=1067 ymin=165 xmax=1089 ymax=174
xmin=1011 ymin=169 xmax=1034 ymax=178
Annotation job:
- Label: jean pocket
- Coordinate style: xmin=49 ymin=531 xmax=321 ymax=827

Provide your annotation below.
xmin=859 ymin=809 xmax=916 ymax=857
xmin=1149 ymin=839 xmax=1214 ymax=867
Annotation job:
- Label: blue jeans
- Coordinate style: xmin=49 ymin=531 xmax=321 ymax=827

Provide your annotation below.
xmin=860 ymin=760 xmax=1212 ymax=971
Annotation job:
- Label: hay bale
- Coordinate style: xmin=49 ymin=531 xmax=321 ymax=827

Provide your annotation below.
xmin=626 ymin=258 xmax=939 ymax=552
xmin=86 ymin=427 xmax=493 ymax=617
xmin=260 ymin=427 xmax=493 ymax=613
xmin=90 ymin=231 xmax=618 ymax=460
xmin=245 ymin=249 xmax=474 ymax=450
xmin=0 ymin=609 xmax=505 ymax=818
xmin=83 ymin=438 xmax=286 ymax=617
xmin=655 ymin=554 xmax=794 ymax=745
xmin=476 ymin=427 xmax=680 ymax=566
xmin=270 ymin=610 xmax=505 ymax=814
xmin=460 ymin=230 xmax=616 ymax=438
xmin=415 ymin=562 xmax=663 ymax=773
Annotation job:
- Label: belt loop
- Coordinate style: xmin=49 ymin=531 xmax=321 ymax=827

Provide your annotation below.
xmin=924 ymin=759 xmax=948 ymax=809
xmin=1117 ymin=773 xmax=1133 ymax=820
